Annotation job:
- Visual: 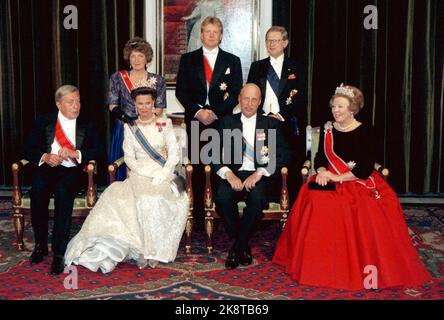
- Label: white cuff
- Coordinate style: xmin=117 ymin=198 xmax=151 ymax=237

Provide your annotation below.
xmin=194 ymin=105 xmax=205 ymax=119
xmin=256 ymin=167 xmax=271 ymax=177
xmin=76 ymin=150 xmax=82 ymax=164
xmin=276 ymin=113 xmax=285 ymax=122
xmin=38 ymin=154 xmax=46 ymax=167
xmin=217 ymin=166 xmax=232 ymax=180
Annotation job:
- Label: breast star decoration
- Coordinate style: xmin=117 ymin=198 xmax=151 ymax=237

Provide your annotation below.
xmin=286 ymin=89 xmax=299 ymax=105
xmin=261 ymin=146 xmax=270 ymax=164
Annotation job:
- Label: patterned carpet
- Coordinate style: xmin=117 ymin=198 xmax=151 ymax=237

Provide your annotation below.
xmin=0 ymin=200 xmax=443 ymax=300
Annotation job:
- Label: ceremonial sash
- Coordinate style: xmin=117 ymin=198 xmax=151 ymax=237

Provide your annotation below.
xmin=120 ymin=70 xmax=134 ymax=94
xmin=267 ymin=65 xmax=281 ymax=98
xmin=242 ymin=138 xmax=254 ymax=163
xmin=55 ymin=119 xmax=78 ymax=165
xmin=323 ymin=122 xmax=377 ymax=192
xmin=128 ymin=124 xmax=167 ymax=166
xmin=203 ymin=54 xmax=213 ymax=85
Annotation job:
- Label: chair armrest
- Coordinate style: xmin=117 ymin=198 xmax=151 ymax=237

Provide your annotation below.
xmin=301 ymin=160 xmax=311 ymax=184
xmin=185 ymin=164 xmax=193 ymax=208
xmin=108 ymin=157 xmax=126 ymax=184
xmin=204 ymin=165 xmax=213 ymax=210
xmin=280 ymin=167 xmax=289 ymax=211
xmin=374 ymin=163 xmax=389 ymax=181
xmin=86 ymin=161 xmax=97 ymax=207
xmin=11 ymin=160 xmax=30 ymax=207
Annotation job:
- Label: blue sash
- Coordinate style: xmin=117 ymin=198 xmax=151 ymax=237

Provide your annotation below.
xmin=267 ymin=65 xmax=281 ymax=98
xmin=242 ymin=138 xmax=254 ymax=162
xmin=128 ymin=124 xmax=167 ymax=167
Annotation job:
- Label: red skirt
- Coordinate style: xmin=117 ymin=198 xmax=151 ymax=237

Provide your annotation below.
xmin=273 ymin=171 xmax=432 ymax=291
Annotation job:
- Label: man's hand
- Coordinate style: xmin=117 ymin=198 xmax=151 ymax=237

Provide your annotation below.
xmin=195 ymin=109 xmax=211 ymax=125
xmin=268 ymin=113 xmax=283 ymax=121
xmin=226 ymin=171 xmax=243 ymax=191
xmin=42 ymin=153 xmax=63 ymax=167
xmin=243 ymin=171 xmax=263 ymax=192
xmin=205 ymin=110 xmax=218 ymax=126
xmin=58 ymin=147 xmax=79 ymax=161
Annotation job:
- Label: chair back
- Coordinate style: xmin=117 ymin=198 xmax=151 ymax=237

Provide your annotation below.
xmin=306 ymin=125 xmax=321 ymax=176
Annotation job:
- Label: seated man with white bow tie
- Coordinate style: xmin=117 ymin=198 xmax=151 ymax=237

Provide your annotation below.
xmin=24 ymin=85 xmax=100 ymax=275
xmin=176 ymin=16 xmax=243 ymax=226
xmin=212 ymin=84 xmax=291 ymax=270
xmin=247 ymin=26 xmax=307 ymax=206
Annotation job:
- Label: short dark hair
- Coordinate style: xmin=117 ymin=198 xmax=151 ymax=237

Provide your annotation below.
xmin=131 ymin=87 xmax=157 ymax=101
xmin=123 ymin=37 xmax=153 ymax=64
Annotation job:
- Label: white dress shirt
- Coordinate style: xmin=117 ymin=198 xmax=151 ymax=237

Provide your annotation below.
xmin=217 ymin=114 xmax=271 ymax=180
xmin=196 ymin=46 xmax=220 ymax=118
xmin=39 ymin=111 xmax=82 ymax=168
xmin=263 ymin=54 xmax=285 ymax=121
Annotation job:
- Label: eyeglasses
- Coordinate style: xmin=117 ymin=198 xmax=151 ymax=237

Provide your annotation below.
xmin=266 ymin=39 xmax=284 ymax=45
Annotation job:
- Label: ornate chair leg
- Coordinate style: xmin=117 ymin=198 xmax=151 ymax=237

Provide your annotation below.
xmin=205 ymin=213 xmax=214 ymax=254
xmin=185 ymin=213 xmax=193 ymax=254
xmin=13 ymin=208 xmax=25 ymax=251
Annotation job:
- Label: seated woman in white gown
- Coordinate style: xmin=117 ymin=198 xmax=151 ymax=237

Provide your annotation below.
xmin=64 ymin=86 xmax=189 ymax=273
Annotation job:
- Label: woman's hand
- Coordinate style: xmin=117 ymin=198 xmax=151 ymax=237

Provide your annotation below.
xmin=316 ymin=168 xmax=334 ymax=186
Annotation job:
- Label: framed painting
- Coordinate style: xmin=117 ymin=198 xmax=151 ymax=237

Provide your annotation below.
xmin=157 ymin=0 xmax=261 ymax=87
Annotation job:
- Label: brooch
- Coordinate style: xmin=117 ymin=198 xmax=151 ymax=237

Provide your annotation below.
xmin=220 ymin=82 xmax=228 ymax=91
xmin=286 ymin=89 xmax=299 ymax=105
xmin=346 ymin=161 xmax=356 ymax=170
xmin=156 ymin=122 xmax=167 ymax=132
xmin=147 ymin=76 xmax=157 ymax=88
xmin=288 ymin=74 xmax=297 ymax=80
xmin=260 ymin=146 xmax=269 ymax=164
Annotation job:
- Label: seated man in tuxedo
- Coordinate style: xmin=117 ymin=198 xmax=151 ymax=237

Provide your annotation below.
xmin=247 ymin=26 xmax=307 ymax=206
xmin=176 ymin=16 xmax=243 ymax=227
xmin=25 ymin=85 xmax=100 ymax=275
xmin=213 ymin=84 xmax=291 ymax=269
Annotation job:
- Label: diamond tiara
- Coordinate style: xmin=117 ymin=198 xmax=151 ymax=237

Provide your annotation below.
xmin=334 ymin=83 xmax=355 ymax=98
xmin=132 ymin=77 xmax=157 ymax=90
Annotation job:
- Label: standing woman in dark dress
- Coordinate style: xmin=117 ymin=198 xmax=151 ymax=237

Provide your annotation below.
xmin=108 ymin=37 xmax=167 ymax=181
xmin=273 ymin=84 xmax=432 ymax=291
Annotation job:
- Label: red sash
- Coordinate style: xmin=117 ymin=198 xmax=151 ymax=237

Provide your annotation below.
xmin=55 ymin=119 xmax=78 ymax=165
xmin=323 ymin=122 xmax=378 ymax=193
xmin=120 ymin=70 xmax=134 ymax=93
xmin=203 ymin=54 xmax=213 ymax=85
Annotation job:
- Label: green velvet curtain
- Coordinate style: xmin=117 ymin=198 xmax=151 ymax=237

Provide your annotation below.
xmin=275 ymin=0 xmax=444 ymax=193
xmin=0 ymin=0 xmax=145 ymax=186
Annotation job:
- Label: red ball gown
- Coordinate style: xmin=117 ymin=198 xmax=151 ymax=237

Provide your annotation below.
xmin=273 ymin=122 xmax=432 ymax=291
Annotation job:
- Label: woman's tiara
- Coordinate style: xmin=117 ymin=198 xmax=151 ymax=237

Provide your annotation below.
xmin=335 ymin=83 xmax=355 ymax=98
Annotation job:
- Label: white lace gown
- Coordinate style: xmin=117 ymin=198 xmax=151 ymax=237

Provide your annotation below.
xmin=64 ymin=119 xmax=189 ymax=273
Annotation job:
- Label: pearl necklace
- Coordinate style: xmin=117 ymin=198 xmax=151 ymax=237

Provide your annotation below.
xmin=137 ymin=116 xmax=156 ymax=125
xmin=337 ymin=119 xmax=357 ymax=131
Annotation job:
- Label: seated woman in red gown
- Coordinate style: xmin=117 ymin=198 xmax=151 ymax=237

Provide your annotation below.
xmin=273 ymin=84 xmax=432 ymax=291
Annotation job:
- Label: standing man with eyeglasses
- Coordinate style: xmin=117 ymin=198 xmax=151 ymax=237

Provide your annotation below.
xmin=247 ymin=26 xmax=307 ymax=206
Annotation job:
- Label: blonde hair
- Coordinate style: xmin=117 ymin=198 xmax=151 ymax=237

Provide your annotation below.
xmin=329 ymin=85 xmax=365 ymax=115
xmin=201 ymin=16 xmax=224 ymax=34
